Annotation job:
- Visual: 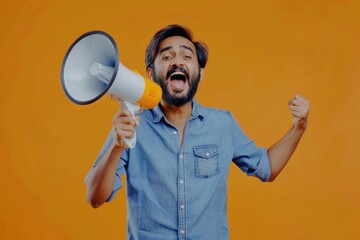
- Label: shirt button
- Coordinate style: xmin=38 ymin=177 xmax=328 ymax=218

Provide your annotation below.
xmin=180 ymin=230 xmax=185 ymax=234
xmin=173 ymin=131 xmax=177 ymax=135
xmin=179 ymin=179 xmax=184 ymax=184
xmin=179 ymin=154 xmax=184 ymax=159
xmin=205 ymin=152 xmax=210 ymax=157
xmin=180 ymin=204 xmax=185 ymax=210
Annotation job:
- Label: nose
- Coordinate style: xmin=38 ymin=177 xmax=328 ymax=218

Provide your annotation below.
xmin=170 ymin=56 xmax=184 ymax=68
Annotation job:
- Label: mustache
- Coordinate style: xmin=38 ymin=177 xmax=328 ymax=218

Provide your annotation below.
xmin=166 ymin=66 xmax=189 ymax=80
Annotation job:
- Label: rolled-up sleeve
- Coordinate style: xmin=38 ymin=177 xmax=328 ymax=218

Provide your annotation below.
xmin=231 ymin=115 xmax=271 ymax=182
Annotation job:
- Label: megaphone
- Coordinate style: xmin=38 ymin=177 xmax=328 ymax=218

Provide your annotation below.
xmin=61 ymin=31 xmax=162 ymax=148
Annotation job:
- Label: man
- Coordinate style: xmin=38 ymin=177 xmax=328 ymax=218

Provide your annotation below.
xmin=85 ymin=24 xmax=310 ymax=239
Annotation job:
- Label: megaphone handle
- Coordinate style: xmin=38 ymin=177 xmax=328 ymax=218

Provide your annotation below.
xmin=120 ymin=101 xmax=141 ymax=149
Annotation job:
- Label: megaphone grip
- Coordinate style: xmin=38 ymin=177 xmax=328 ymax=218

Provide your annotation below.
xmin=121 ymin=101 xmax=141 ymax=149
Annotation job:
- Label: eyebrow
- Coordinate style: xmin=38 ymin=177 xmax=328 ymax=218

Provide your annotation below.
xmin=159 ymin=45 xmax=195 ymax=54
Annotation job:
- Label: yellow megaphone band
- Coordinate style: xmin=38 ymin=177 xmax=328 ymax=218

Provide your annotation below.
xmin=137 ymin=77 xmax=162 ymax=109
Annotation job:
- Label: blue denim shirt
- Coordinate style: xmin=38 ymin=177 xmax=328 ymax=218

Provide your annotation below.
xmin=89 ymin=100 xmax=271 ymax=240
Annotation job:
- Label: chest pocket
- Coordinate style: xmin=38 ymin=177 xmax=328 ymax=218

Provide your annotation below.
xmin=194 ymin=144 xmax=219 ymax=178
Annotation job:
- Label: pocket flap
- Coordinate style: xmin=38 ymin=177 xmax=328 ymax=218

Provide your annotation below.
xmin=193 ymin=144 xmax=218 ymax=159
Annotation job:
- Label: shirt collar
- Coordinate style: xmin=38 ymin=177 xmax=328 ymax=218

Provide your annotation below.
xmin=152 ymin=99 xmax=206 ymax=123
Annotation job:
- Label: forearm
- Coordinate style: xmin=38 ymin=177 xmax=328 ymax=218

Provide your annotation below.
xmin=86 ymin=142 xmax=125 ymax=208
xmin=267 ymin=124 xmax=306 ymax=181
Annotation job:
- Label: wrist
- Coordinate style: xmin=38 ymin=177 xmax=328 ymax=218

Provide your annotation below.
xmin=110 ymin=139 xmax=126 ymax=152
xmin=293 ymin=121 xmax=307 ymax=132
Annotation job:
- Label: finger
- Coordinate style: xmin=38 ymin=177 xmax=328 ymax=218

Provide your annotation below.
xmin=114 ymin=127 xmax=135 ymax=140
xmin=114 ymin=116 xmax=137 ymax=127
xmin=114 ymin=123 xmax=136 ymax=132
xmin=291 ymin=98 xmax=304 ymax=107
xmin=293 ymin=95 xmax=310 ymax=107
xmin=121 ymin=117 xmax=137 ymax=126
xmin=120 ymin=130 xmax=135 ymax=139
xmin=288 ymin=105 xmax=303 ymax=112
xmin=291 ymin=100 xmax=309 ymax=109
xmin=113 ymin=118 xmax=136 ymax=133
xmin=288 ymin=102 xmax=295 ymax=109
xmin=288 ymin=98 xmax=301 ymax=108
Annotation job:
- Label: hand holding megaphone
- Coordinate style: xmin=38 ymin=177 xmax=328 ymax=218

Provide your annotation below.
xmin=61 ymin=31 xmax=162 ymax=148
xmin=112 ymin=101 xmax=140 ymax=149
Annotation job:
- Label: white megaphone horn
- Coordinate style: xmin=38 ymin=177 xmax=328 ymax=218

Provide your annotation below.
xmin=61 ymin=31 xmax=162 ymax=148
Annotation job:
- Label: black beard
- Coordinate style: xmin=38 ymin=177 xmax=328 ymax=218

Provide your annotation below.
xmin=153 ymin=67 xmax=201 ymax=107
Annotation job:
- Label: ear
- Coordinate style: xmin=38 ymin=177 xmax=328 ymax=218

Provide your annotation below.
xmin=147 ymin=68 xmax=154 ymax=80
xmin=199 ymin=68 xmax=204 ymax=81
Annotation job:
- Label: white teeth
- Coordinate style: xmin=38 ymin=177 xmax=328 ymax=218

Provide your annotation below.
xmin=171 ymin=71 xmax=185 ymax=76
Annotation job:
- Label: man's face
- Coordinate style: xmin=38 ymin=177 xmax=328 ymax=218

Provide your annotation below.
xmin=149 ymin=36 xmax=203 ymax=106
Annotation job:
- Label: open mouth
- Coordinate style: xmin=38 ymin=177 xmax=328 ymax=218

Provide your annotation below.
xmin=169 ymin=71 xmax=187 ymax=90
xmin=170 ymin=72 xmax=187 ymax=82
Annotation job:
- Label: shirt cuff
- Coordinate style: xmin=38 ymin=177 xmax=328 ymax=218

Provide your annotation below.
xmin=250 ymin=147 xmax=271 ymax=182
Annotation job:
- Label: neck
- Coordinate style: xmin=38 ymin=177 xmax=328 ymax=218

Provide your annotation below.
xmin=160 ymin=100 xmax=193 ymax=128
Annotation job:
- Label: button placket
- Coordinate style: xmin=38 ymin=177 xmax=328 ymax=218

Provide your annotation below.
xmin=178 ymin=151 xmax=186 ymax=239
xmin=177 ymin=121 xmax=192 ymax=240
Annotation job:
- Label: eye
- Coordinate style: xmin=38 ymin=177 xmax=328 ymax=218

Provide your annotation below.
xmin=184 ymin=55 xmax=192 ymax=60
xmin=162 ymin=55 xmax=173 ymax=61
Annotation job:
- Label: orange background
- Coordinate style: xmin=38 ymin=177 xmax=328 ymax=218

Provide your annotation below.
xmin=1 ymin=0 xmax=359 ymax=239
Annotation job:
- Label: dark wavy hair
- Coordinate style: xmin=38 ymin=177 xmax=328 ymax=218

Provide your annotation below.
xmin=145 ymin=24 xmax=208 ymax=70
